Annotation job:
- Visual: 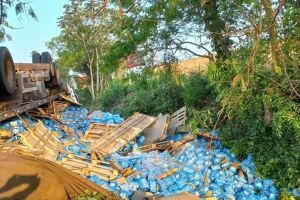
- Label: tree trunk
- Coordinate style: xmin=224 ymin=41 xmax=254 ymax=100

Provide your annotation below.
xmin=96 ymin=49 xmax=100 ymax=97
xmin=261 ymin=0 xmax=282 ymax=75
xmin=202 ymin=0 xmax=231 ymax=61
xmin=89 ymin=59 xmax=95 ymax=100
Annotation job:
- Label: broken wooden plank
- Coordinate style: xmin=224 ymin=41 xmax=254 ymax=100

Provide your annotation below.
xmin=139 ymin=140 xmax=174 ymax=152
xmin=167 ymin=134 xmax=193 ymax=156
xmin=168 ymin=107 xmax=187 ymax=135
xmin=143 ymin=114 xmax=170 ymax=145
xmin=196 ymin=131 xmax=219 ymax=140
xmin=58 ymin=157 xmax=118 ymax=181
xmin=19 ymin=120 xmax=61 ymax=161
xmin=53 ymin=101 xmax=70 ymax=112
xmin=59 ymin=94 xmax=81 ymax=106
xmin=91 ymin=113 xmax=156 ymax=156
xmin=82 ymin=123 xmax=117 ymax=144
xmin=0 ymin=143 xmax=44 ymax=158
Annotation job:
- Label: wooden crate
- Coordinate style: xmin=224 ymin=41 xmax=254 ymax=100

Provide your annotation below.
xmin=168 ymin=107 xmax=187 ymax=134
xmin=92 ymin=113 xmax=156 ymax=156
xmin=83 ymin=123 xmax=117 ymax=144
xmin=20 ymin=120 xmax=60 ymax=161
xmin=58 ymin=157 xmax=118 ymax=181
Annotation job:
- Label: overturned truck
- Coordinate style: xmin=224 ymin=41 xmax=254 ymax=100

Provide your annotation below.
xmin=0 ymin=47 xmax=67 ymax=121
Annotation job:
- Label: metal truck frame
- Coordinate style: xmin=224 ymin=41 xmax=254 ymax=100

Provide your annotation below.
xmin=0 ymin=47 xmax=67 ymax=122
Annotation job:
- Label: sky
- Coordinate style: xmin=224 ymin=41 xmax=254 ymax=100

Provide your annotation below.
xmin=1 ymin=0 xmax=68 ymax=62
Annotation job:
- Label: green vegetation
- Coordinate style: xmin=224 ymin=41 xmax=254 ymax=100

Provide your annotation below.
xmin=97 ymin=69 xmax=183 ymax=118
xmin=0 ymin=0 xmax=37 ymax=41
xmin=49 ymin=0 xmax=300 ymax=197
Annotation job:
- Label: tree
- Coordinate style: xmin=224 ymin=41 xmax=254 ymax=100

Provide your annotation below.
xmin=0 ymin=0 xmax=37 ymax=41
xmin=49 ymin=0 xmax=115 ymax=100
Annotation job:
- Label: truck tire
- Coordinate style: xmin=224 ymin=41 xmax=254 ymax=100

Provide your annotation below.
xmin=0 ymin=47 xmax=16 ymax=95
xmin=41 ymin=51 xmax=54 ymax=78
xmin=32 ymin=52 xmax=41 ymax=63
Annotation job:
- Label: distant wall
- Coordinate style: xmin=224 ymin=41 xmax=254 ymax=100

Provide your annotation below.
xmin=155 ymin=57 xmax=210 ymax=74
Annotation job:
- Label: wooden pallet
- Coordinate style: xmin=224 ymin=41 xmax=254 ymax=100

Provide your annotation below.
xmin=168 ymin=107 xmax=187 ymax=134
xmin=20 ymin=120 xmax=61 ymax=161
xmin=83 ymin=123 xmax=117 ymax=144
xmin=58 ymin=157 xmax=118 ymax=181
xmin=139 ymin=140 xmax=174 ymax=152
xmin=92 ymin=113 xmax=156 ymax=156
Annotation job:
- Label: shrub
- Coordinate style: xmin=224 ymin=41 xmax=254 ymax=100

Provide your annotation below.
xmin=98 ymin=79 xmax=128 ymax=112
xmin=182 ymin=72 xmax=217 ymax=109
xmin=97 ymin=69 xmax=184 ymax=118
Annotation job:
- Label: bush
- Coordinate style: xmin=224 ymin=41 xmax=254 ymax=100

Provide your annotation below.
xmin=98 ymin=69 xmax=184 ymax=118
xmin=182 ymin=72 xmax=217 ymax=109
xmin=220 ymin=92 xmax=300 ymax=189
xmin=98 ymin=79 xmax=128 ymax=112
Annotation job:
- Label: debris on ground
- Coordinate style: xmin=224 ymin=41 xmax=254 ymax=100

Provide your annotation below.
xmin=0 ymin=152 xmax=119 ymax=200
xmin=0 ymin=102 xmax=280 ymax=199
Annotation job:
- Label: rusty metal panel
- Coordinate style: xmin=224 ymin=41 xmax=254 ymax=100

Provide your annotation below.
xmin=92 ymin=113 xmax=156 ymax=156
xmin=83 ymin=123 xmax=117 ymax=144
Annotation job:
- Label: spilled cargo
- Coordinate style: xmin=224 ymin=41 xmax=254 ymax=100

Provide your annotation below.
xmin=0 ymin=103 xmax=285 ymax=199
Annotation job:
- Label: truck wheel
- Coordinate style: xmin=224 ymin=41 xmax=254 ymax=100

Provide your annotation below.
xmin=32 ymin=52 xmax=41 ymax=63
xmin=41 ymin=51 xmax=54 ymax=78
xmin=0 ymin=47 xmax=16 ymax=95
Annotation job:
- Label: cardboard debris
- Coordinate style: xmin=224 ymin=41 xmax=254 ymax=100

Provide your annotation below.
xmin=143 ymin=114 xmax=170 ymax=144
xmin=91 ymin=112 xmax=156 ymax=157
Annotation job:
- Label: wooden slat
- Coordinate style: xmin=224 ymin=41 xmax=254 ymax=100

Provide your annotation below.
xmin=20 ymin=120 xmax=60 ymax=161
xmin=59 ymin=94 xmax=82 ymax=106
xmin=139 ymin=140 xmax=174 ymax=152
xmin=168 ymin=107 xmax=187 ymax=134
xmin=92 ymin=113 xmax=156 ymax=156
xmin=58 ymin=157 xmax=118 ymax=181
xmin=83 ymin=123 xmax=117 ymax=144
xmin=167 ymin=134 xmax=193 ymax=156
xmin=15 ymin=63 xmax=51 ymax=71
